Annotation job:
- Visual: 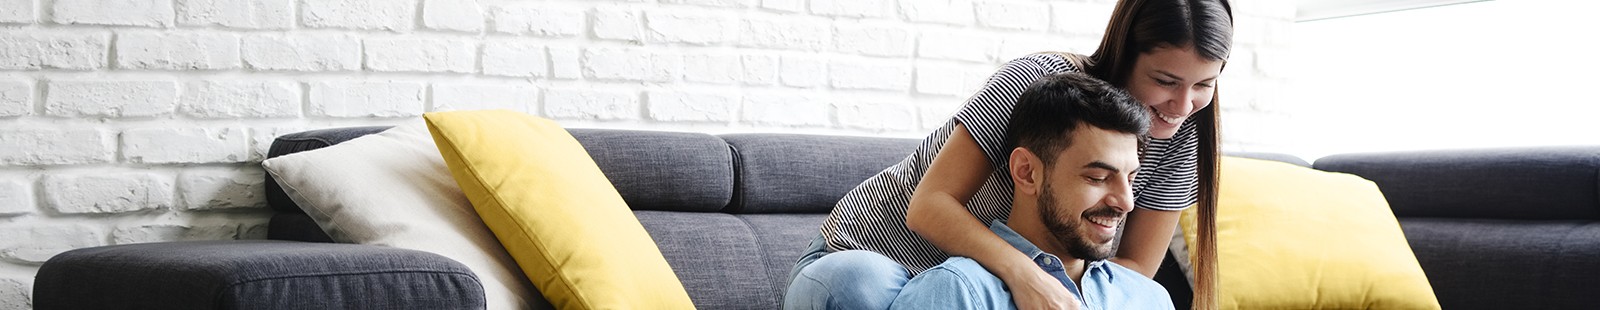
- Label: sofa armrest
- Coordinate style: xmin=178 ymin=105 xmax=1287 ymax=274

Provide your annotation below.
xmin=34 ymin=240 xmax=486 ymax=310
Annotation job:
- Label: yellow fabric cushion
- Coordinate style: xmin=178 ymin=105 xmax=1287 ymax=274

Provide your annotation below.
xmin=425 ymin=110 xmax=695 ymax=310
xmin=1181 ymin=156 xmax=1440 ymax=309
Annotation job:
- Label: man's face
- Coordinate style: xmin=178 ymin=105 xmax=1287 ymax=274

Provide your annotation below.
xmin=1035 ymin=125 xmax=1140 ymax=261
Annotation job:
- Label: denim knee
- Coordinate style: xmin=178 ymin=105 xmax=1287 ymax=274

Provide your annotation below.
xmin=784 ymin=250 xmax=909 ymax=310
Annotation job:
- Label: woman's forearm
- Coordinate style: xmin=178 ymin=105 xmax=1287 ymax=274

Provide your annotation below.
xmin=1110 ymin=207 xmax=1182 ymax=277
xmin=905 ymin=123 xmax=1038 ymax=280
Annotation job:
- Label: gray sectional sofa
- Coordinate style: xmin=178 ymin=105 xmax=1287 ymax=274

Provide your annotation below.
xmin=33 ymin=127 xmax=1600 ymax=309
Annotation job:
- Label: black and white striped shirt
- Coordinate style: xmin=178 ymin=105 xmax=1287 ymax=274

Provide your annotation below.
xmin=818 ymin=53 xmax=1200 ymax=274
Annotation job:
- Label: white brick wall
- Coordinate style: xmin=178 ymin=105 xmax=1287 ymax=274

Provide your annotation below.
xmin=181 ymin=80 xmax=300 ymax=118
xmin=422 ymin=0 xmax=486 ymax=33
xmin=0 ymin=0 xmax=1296 ymax=306
xmin=116 ymin=31 xmax=241 ymax=70
xmin=121 ymin=127 xmax=250 ymax=164
xmin=0 ymin=225 xmax=104 ymax=264
xmin=301 ymin=0 xmax=415 ymax=31
xmin=0 ymin=80 xmax=29 ymax=117
xmin=364 ymin=37 xmax=476 ymax=73
xmin=241 ymin=34 xmax=361 ymax=71
xmin=0 ymin=32 xmax=110 ymax=70
xmin=0 ymin=278 xmax=26 ymax=309
xmin=0 ymin=0 xmax=34 ymax=24
xmin=45 ymin=80 xmax=179 ymax=117
xmin=176 ymin=0 xmax=294 ymax=30
xmin=545 ymin=88 xmax=640 ymax=120
xmin=647 ymin=90 xmax=739 ymax=122
xmin=52 ymin=0 xmax=174 ymax=27
xmin=43 ymin=173 xmax=174 ymax=214
xmin=309 ymin=81 xmax=426 ymax=117
xmin=0 ymin=128 xmax=112 ymax=165
xmin=432 ymin=83 xmax=538 ymax=113
xmin=111 ymin=224 xmax=241 ymax=244
xmin=0 ymin=180 xmax=31 ymax=216
xmin=179 ymin=167 xmax=267 ymax=211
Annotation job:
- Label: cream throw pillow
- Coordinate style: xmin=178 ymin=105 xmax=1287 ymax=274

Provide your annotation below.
xmin=262 ymin=122 xmax=540 ymax=309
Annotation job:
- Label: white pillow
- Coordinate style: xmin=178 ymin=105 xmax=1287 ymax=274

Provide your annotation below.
xmin=262 ymin=122 xmax=540 ymax=309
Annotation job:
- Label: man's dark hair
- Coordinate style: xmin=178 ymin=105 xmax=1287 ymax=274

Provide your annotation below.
xmin=1003 ymin=72 xmax=1150 ymax=166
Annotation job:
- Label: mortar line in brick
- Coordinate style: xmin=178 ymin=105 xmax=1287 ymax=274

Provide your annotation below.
xmin=106 ymin=32 xmax=119 ymax=71
xmin=423 ymin=83 xmax=435 ymax=112
xmin=30 ymin=77 xmax=44 ymax=117
xmin=413 ymin=0 xmax=427 ymax=31
xmin=298 ymin=80 xmax=310 ymax=118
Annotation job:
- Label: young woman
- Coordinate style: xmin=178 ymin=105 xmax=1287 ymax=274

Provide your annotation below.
xmin=784 ymin=0 xmax=1232 ymax=309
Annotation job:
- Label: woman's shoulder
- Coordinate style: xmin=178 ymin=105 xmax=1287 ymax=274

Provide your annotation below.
xmin=1008 ymin=52 xmax=1088 ymax=73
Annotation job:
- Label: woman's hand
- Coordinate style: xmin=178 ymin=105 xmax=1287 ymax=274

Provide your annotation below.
xmin=1000 ymin=263 xmax=1082 ymax=310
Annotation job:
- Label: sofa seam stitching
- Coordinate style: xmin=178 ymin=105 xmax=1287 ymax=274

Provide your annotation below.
xmin=216 ymin=270 xmax=478 ymax=307
xmin=731 ymin=214 xmax=784 ymax=308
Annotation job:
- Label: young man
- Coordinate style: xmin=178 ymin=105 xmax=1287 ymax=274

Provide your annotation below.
xmin=889 ymin=73 xmax=1174 ymax=310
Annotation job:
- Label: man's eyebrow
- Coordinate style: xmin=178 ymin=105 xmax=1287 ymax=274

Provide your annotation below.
xmin=1083 ymin=161 xmax=1121 ymax=174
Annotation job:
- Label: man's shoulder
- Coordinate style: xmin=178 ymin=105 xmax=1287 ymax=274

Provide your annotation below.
xmin=918 ymin=257 xmax=1004 ymax=286
xmin=892 ymin=257 xmax=1012 ymax=310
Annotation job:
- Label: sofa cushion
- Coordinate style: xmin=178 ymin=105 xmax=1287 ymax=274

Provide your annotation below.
xmin=261 ymin=123 xmax=539 ymax=310
xmin=571 ymin=129 xmax=734 ymax=212
xmin=1315 ymin=146 xmax=1600 ymax=220
xmin=1399 ymin=218 xmax=1600 ymax=310
xmin=636 ymin=211 xmax=826 ymax=309
xmin=425 ymin=110 xmax=694 ymax=309
xmin=34 ymin=240 xmax=485 ymax=310
xmin=721 ymin=133 xmax=918 ymax=213
xmin=1181 ymin=156 xmax=1439 ymax=309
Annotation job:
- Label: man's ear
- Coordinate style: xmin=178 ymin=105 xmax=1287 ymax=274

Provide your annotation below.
xmin=1008 ymin=147 xmax=1043 ymax=196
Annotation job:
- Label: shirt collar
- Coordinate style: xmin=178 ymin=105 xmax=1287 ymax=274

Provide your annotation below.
xmin=988 ymin=220 xmax=1111 ymax=279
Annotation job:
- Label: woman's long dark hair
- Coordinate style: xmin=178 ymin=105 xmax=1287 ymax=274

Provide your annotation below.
xmin=1086 ymin=0 xmax=1233 ymax=309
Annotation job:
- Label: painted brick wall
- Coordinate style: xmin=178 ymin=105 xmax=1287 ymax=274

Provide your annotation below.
xmin=0 ymin=0 xmax=1294 ymax=306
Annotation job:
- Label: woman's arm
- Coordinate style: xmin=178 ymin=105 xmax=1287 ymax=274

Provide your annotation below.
xmin=907 ymin=123 xmax=1079 ymax=310
xmin=1111 ymin=208 xmax=1181 ymax=277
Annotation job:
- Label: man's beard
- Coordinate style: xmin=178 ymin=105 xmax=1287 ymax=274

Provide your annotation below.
xmin=1038 ymin=178 xmax=1120 ymax=261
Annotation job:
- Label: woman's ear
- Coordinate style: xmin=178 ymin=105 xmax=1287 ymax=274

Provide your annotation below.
xmin=1008 ymin=147 xmax=1042 ymax=196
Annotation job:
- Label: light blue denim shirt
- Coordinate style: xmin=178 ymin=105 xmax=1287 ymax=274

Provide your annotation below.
xmin=889 ymin=220 xmax=1174 ymax=310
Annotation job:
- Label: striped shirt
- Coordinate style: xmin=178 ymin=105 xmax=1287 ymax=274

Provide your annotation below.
xmin=818 ymin=53 xmax=1201 ymax=274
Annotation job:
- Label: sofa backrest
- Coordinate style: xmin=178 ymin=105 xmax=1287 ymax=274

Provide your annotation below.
xmin=266 ymin=127 xmax=921 ymax=218
xmin=262 ymin=126 xmax=921 ymax=309
xmin=1315 ymin=146 xmax=1600 ymax=220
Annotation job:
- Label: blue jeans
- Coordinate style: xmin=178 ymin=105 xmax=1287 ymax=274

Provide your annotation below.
xmin=783 ymin=234 xmax=910 ymax=310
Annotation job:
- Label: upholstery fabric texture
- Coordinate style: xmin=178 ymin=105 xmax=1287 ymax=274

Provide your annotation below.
xmin=261 ymin=123 xmax=538 ymax=310
xmin=721 ymin=133 xmax=919 ymax=214
xmin=1181 ymin=156 xmax=1440 ymax=309
xmin=1399 ymin=218 xmax=1600 ymax=309
xmin=34 ymin=240 xmax=484 ymax=310
xmin=637 ymin=211 xmax=825 ymax=309
xmin=1315 ymin=147 xmax=1600 ymax=220
xmin=424 ymin=110 xmax=694 ymax=310
xmin=569 ymin=129 xmax=734 ymax=212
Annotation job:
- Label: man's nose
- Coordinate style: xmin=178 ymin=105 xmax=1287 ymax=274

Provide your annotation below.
xmin=1106 ymin=180 xmax=1135 ymax=213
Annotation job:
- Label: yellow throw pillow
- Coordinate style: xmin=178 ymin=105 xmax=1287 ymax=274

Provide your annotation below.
xmin=1180 ymin=156 xmax=1440 ymax=309
xmin=425 ymin=110 xmax=695 ymax=310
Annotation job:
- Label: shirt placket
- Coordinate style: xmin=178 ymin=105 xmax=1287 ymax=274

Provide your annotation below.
xmin=1035 ymin=255 xmax=1088 ymax=309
